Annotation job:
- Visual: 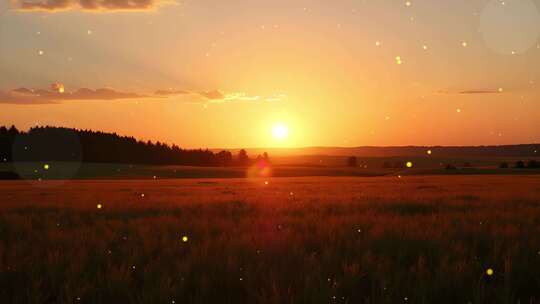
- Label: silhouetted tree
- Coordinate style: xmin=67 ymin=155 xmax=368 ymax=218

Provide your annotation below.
xmin=0 ymin=125 xmax=234 ymax=167
xmin=445 ymin=164 xmax=457 ymax=170
xmin=216 ymin=151 xmax=233 ymax=167
xmin=515 ymin=160 xmax=526 ymax=169
xmin=347 ymin=156 xmax=358 ymax=167
xmin=527 ymin=160 xmax=539 ymax=169
xmin=499 ymin=162 xmax=509 ymax=169
xmin=237 ymin=149 xmax=250 ymax=166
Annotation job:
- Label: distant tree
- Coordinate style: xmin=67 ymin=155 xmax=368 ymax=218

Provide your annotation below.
xmin=216 ymin=151 xmax=233 ymax=166
xmin=263 ymin=152 xmax=270 ymax=162
xmin=237 ymin=149 xmax=250 ymax=166
xmin=382 ymin=161 xmax=392 ymax=169
xmin=515 ymin=160 xmax=526 ymax=169
xmin=527 ymin=160 xmax=539 ymax=169
xmin=499 ymin=162 xmax=509 ymax=169
xmin=0 ymin=125 xmax=235 ymax=167
xmin=445 ymin=164 xmax=457 ymax=170
xmin=347 ymin=156 xmax=358 ymax=167
xmin=394 ymin=161 xmax=405 ymax=169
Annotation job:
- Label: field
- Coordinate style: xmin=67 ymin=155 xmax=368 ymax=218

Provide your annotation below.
xmin=1 ymin=175 xmax=540 ymax=303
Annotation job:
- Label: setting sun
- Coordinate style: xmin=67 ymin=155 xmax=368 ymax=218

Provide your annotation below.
xmin=272 ymin=123 xmax=289 ymax=141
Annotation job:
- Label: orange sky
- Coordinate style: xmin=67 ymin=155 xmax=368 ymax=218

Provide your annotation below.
xmin=1 ymin=0 xmax=539 ymax=148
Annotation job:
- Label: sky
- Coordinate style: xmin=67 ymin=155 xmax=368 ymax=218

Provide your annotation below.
xmin=1 ymin=0 xmax=540 ymax=148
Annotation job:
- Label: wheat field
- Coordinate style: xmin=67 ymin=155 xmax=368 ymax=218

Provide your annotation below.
xmin=1 ymin=175 xmax=540 ymax=303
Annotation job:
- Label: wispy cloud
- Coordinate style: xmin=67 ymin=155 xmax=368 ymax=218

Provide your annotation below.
xmin=439 ymin=88 xmax=505 ymax=95
xmin=198 ymin=90 xmax=287 ymax=103
xmin=11 ymin=0 xmax=176 ymax=12
xmin=2 ymin=83 xmax=287 ymax=105
xmin=458 ymin=90 xmax=502 ymax=94
xmin=199 ymin=90 xmax=225 ymax=100
xmin=1 ymin=84 xmax=147 ymax=104
xmin=154 ymin=89 xmax=190 ymax=96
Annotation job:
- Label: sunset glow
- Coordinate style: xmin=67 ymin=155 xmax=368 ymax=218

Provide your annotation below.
xmin=272 ymin=123 xmax=289 ymax=141
xmin=0 ymin=0 xmax=539 ymax=148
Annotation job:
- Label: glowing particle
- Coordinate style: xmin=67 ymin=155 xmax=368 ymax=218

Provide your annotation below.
xmin=395 ymin=56 xmax=403 ymax=65
xmin=43 ymin=164 xmax=50 ymax=170
xmin=140 ymin=193 xmax=145 ymax=198
xmin=406 ymin=161 xmax=413 ymax=168
xmin=38 ymin=50 xmax=44 ymax=55
xmin=462 ymin=41 xmax=468 ymax=47
xmin=375 ymin=41 xmax=381 ymax=47
xmin=132 ymin=265 xmax=136 ymax=270
xmin=456 ymin=108 xmax=462 ymax=113
xmin=498 ymin=87 xmax=504 ymax=92
xmin=427 ymin=150 xmax=432 ymax=155
xmin=486 ymin=268 xmax=494 ymax=276
xmin=181 ymin=236 xmax=189 ymax=242
xmin=264 ymin=181 xmax=269 ymax=185
xmin=97 ymin=204 xmax=102 ymax=209
xmin=398 ymin=175 xmax=402 ymax=178
xmin=405 ymin=1 xmax=412 ymax=7
xmin=290 ymin=192 xmax=294 ymax=196
xmin=87 ymin=30 xmax=92 ymax=35
xmin=422 ymin=45 xmax=428 ymax=50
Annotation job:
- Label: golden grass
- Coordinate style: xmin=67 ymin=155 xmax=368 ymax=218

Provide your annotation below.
xmin=1 ymin=175 xmax=539 ymax=303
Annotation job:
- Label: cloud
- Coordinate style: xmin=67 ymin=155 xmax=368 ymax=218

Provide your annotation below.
xmin=199 ymin=90 xmax=225 ymax=100
xmin=11 ymin=0 xmax=176 ymax=12
xmin=1 ymin=84 xmax=286 ymax=105
xmin=1 ymin=84 xmax=147 ymax=104
xmin=0 ymin=90 xmax=58 ymax=105
xmin=458 ymin=90 xmax=501 ymax=94
xmin=439 ymin=88 xmax=505 ymax=95
xmin=154 ymin=89 xmax=190 ymax=96
xmin=198 ymin=90 xmax=287 ymax=103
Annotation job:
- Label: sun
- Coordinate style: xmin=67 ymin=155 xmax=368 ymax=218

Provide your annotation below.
xmin=272 ymin=123 xmax=289 ymax=140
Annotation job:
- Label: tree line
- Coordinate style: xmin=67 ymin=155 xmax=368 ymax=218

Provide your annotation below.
xmin=0 ymin=125 xmax=267 ymax=167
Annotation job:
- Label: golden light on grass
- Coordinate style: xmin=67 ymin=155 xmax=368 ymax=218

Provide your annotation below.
xmin=271 ymin=123 xmax=289 ymax=141
xmin=97 ymin=204 xmax=102 ymax=209
xmin=406 ymin=161 xmax=413 ymax=168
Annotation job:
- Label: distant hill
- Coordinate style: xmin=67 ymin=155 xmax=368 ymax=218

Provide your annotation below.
xmin=1 ymin=125 xmax=538 ymax=167
xmin=223 ymin=145 xmax=540 ymax=158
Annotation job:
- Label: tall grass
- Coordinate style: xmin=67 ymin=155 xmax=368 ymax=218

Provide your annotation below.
xmin=0 ymin=176 xmax=539 ymax=303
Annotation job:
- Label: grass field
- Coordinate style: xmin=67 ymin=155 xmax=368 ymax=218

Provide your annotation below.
xmin=1 ymin=176 xmax=540 ymax=303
